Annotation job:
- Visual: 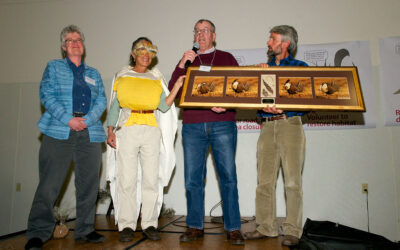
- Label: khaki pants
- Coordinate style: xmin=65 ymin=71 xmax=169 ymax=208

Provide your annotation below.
xmin=256 ymin=116 xmax=305 ymax=238
xmin=116 ymin=124 xmax=161 ymax=231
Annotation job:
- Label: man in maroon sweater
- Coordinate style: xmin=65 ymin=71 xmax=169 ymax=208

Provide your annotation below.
xmin=168 ymin=19 xmax=244 ymax=245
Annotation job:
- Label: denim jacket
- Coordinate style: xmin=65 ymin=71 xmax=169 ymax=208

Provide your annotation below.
xmin=38 ymin=59 xmax=107 ymax=142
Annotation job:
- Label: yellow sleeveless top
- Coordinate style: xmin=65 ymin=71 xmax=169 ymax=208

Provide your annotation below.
xmin=113 ymin=75 xmax=162 ymax=127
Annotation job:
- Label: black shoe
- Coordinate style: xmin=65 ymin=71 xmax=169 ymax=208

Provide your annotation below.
xmin=25 ymin=237 xmax=43 ymax=250
xmin=143 ymin=226 xmax=161 ymax=241
xmin=75 ymin=231 xmax=105 ymax=243
xmin=119 ymin=227 xmax=134 ymax=242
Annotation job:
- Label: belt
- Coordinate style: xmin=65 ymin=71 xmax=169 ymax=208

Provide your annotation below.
xmin=73 ymin=112 xmax=86 ymax=117
xmin=131 ymin=110 xmax=154 ymax=114
xmin=261 ymin=114 xmax=288 ymax=122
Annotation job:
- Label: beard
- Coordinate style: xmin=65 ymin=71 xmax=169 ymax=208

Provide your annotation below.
xmin=267 ymin=46 xmax=282 ymax=57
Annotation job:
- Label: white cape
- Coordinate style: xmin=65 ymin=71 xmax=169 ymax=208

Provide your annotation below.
xmin=106 ymin=66 xmax=178 ymax=225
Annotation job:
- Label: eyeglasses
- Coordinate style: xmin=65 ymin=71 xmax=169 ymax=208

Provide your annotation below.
xmin=193 ymin=28 xmax=212 ymax=35
xmin=65 ymin=39 xmax=83 ymax=45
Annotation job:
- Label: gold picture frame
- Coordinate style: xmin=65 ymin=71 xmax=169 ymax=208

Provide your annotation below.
xmin=179 ymin=66 xmax=365 ymax=111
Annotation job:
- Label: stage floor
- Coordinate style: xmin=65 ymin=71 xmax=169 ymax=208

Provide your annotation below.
xmin=0 ymin=215 xmax=291 ymax=249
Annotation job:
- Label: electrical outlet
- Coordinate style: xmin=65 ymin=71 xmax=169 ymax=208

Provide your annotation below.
xmin=362 ymin=183 xmax=368 ymax=194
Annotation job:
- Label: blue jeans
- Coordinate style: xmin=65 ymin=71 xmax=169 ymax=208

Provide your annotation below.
xmin=182 ymin=121 xmax=241 ymax=231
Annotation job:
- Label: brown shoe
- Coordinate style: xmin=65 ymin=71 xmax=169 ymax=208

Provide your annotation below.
xmin=119 ymin=228 xmax=134 ymax=242
xmin=244 ymin=230 xmax=269 ymax=240
xmin=143 ymin=226 xmax=161 ymax=241
xmin=282 ymin=235 xmax=299 ymax=246
xmin=180 ymin=228 xmax=204 ymax=242
xmin=227 ymin=230 xmax=245 ymax=245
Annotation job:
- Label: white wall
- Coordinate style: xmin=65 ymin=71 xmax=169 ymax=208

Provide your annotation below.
xmin=0 ymin=0 xmax=399 ymax=242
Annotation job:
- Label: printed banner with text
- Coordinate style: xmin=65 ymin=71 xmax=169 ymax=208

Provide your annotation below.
xmin=379 ymin=36 xmax=400 ymax=126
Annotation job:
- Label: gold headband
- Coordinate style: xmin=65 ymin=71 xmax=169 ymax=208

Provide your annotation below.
xmin=133 ymin=41 xmax=158 ymax=58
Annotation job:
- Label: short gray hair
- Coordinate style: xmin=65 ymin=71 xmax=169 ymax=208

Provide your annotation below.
xmin=194 ymin=19 xmax=216 ymax=33
xmin=270 ymin=25 xmax=298 ymax=55
xmin=60 ymin=24 xmax=85 ymax=47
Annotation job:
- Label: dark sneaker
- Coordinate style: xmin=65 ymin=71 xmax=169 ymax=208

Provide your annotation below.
xmin=119 ymin=227 xmax=134 ymax=242
xmin=75 ymin=231 xmax=105 ymax=243
xmin=143 ymin=226 xmax=161 ymax=241
xmin=227 ymin=230 xmax=245 ymax=245
xmin=25 ymin=237 xmax=43 ymax=250
xmin=179 ymin=228 xmax=204 ymax=242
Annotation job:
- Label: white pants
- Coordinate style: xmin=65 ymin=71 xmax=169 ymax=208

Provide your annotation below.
xmin=116 ymin=124 xmax=161 ymax=231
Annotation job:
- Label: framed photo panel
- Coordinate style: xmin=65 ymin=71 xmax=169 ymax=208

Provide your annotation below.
xmin=179 ymin=66 xmax=365 ymax=111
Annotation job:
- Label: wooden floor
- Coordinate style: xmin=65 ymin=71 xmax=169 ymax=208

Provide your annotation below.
xmin=0 ymin=215 xmax=291 ymax=250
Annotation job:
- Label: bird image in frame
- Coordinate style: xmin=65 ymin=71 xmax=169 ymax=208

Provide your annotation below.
xmin=283 ymin=79 xmax=304 ymax=95
xmin=196 ymin=82 xmax=216 ymax=94
xmin=231 ymin=79 xmax=250 ymax=93
xmin=320 ymin=81 xmax=340 ymax=95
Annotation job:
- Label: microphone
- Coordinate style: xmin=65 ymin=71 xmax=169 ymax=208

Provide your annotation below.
xmin=184 ymin=42 xmax=200 ymax=68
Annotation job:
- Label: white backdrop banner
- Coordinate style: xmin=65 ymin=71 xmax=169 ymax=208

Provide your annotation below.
xmin=379 ymin=36 xmax=400 ymax=126
xmin=228 ymin=41 xmax=376 ymax=132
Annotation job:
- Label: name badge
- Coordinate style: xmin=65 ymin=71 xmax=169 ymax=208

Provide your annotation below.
xmin=85 ymin=76 xmax=96 ymax=86
xmin=199 ymin=65 xmax=211 ymax=72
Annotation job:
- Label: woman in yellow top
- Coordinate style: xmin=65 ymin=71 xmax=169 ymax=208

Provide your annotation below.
xmin=107 ymin=37 xmax=184 ymax=242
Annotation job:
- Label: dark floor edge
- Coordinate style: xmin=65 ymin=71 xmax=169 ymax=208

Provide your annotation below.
xmin=0 ymin=230 xmax=26 ymax=241
xmin=0 ymin=218 xmax=76 ymax=241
